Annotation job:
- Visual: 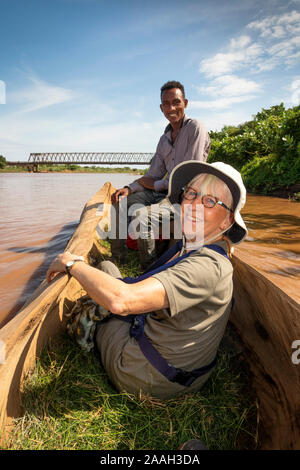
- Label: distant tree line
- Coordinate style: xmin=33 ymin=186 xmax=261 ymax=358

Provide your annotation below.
xmin=208 ymin=103 xmax=300 ymax=195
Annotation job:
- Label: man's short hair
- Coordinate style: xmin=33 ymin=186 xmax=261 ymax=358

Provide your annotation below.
xmin=160 ymin=81 xmax=185 ymax=100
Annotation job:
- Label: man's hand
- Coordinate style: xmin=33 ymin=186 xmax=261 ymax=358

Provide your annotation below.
xmin=136 ymin=176 xmax=156 ymax=190
xmin=46 ymin=251 xmax=84 ymax=283
xmin=111 ymin=187 xmax=131 ymax=204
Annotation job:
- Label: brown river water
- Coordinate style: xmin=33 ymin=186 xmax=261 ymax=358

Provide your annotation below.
xmin=0 ymin=172 xmax=299 ymax=328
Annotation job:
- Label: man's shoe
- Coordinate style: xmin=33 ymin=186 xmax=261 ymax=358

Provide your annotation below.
xmin=178 ymin=439 xmax=208 ymax=450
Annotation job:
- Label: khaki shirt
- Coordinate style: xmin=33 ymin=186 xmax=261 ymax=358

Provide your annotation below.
xmin=150 ymin=242 xmax=233 ymax=370
xmin=129 ymin=115 xmax=211 ymax=194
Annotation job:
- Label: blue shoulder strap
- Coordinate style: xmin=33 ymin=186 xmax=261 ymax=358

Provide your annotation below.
xmin=122 ymin=241 xmax=229 ymax=285
xmin=115 ymin=242 xmax=230 ymax=387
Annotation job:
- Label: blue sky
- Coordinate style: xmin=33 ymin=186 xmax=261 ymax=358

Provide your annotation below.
xmin=0 ymin=0 xmax=299 ymax=161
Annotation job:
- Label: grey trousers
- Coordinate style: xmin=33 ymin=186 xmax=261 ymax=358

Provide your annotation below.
xmin=110 ymin=189 xmax=170 ymax=266
xmin=135 ymin=197 xmax=179 ymax=268
xmin=97 ymin=259 xmax=122 ymax=278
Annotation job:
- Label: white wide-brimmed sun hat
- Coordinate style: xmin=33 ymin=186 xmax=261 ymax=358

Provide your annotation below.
xmin=167 ymin=160 xmax=248 ymax=244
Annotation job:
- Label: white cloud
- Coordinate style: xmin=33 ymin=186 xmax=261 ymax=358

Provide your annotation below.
xmin=0 ymin=108 xmax=163 ymax=161
xmin=189 ymin=95 xmax=256 ymax=110
xmin=285 ymin=50 xmax=300 ymax=66
xmin=288 ymin=78 xmax=300 ymax=105
xmin=195 ymin=109 xmax=253 ymax=133
xmin=198 ymin=74 xmax=261 ymax=97
xmin=192 ymin=74 xmax=261 ymax=110
xmin=278 ymin=9 xmax=300 ymax=24
xmin=269 ymin=25 xmax=286 ymax=39
xmin=196 ymin=9 xmax=300 ymax=112
xmin=267 ymin=36 xmax=300 ymax=59
xmin=247 ymin=10 xmax=300 ymax=38
xmin=271 ymin=77 xmax=300 ymax=108
xmin=199 ymin=36 xmax=262 ymax=77
xmin=0 ymin=80 xmax=6 ymax=104
xmin=200 ymin=10 xmax=300 ymax=80
xmin=229 ymin=35 xmax=252 ymax=49
xmin=0 ymin=68 xmax=166 ymax=161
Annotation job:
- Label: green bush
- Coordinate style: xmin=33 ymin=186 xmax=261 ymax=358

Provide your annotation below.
xmin=241 ymin=154 xmax=278 ymax=193
xmin=208 ymin=103 xmax=300 ymax=193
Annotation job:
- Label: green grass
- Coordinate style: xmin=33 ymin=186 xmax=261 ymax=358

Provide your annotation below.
xmin=3 ymin=243 xmax=259 ymax=450
xmin=4 ymin=333 xmax=258 ymax=450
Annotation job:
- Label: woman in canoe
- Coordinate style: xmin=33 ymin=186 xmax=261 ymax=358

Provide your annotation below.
xmin=46 ymin=160 xmax=247 ymax=399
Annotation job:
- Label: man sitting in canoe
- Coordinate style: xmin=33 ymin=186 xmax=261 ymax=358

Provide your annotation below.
xmin=46 ymin=161 xmax=247 ymax=399
xmin=110 ymin=80 xmax=211 ymax=267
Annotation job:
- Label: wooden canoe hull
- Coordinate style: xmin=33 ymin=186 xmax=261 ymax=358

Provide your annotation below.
xmin=230 ymin=256 xmax=300 ymax=449
xmin=0 ymin=182 xmax=114 ymax=440
xmin=0 ymin=183 xmax=299 ymax=449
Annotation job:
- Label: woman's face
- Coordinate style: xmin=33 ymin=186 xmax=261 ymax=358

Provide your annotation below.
xmin=181 ymin=176 xmax=233 ymax=246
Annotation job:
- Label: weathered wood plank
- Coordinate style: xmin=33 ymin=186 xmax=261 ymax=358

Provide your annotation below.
xmin=0 ymin=182 xmax=114 ymax=438
xmin=231 ymin=255 xmax=300 ymax=449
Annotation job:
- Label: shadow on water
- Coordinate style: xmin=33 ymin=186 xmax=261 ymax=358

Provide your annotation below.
xmin=243 ymin=212 xmax=300 ymax=246
xmin=2 ymin=221 xmax=78 ymax=327
xmin=270 ymin=265 xmax=300 ymax=277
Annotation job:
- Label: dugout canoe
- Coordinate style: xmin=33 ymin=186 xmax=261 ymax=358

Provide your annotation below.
xmin=0 ymin=182 xmax=299 ymax=450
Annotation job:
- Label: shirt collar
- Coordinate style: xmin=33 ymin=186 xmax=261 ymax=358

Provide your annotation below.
xmin=164 ymin=114 xmax=189 ymax=135
xmin=181 ymin=237 xmax=229 ymax=255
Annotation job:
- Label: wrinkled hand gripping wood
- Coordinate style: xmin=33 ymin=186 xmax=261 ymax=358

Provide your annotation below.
xmin=231 ymin=256 xmax=300 ymax=450
xmin=0 ymin=182 xmax=116 ymax=439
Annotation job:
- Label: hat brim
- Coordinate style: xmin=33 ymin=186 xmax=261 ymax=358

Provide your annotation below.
xmin=168 ymin=161 xmax=240 ymax=208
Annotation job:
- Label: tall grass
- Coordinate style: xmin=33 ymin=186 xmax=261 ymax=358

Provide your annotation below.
xmin=4 ymin=331 xmax=258 ymax=450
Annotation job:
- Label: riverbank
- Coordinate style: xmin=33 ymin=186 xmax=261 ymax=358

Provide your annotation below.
xmin=249 ymin=183 xmax=300 ymax=200
xmin=0 ymin=165 xmax=145 ymax=175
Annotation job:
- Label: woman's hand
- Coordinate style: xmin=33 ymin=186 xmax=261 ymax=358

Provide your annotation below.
xmin=46 ymin=251 xmax=169 ymax=315
xmin=46 ymin=251 xmax=84 ymax=283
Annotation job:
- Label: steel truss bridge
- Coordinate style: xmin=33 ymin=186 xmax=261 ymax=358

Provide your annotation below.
xmin=6 ymin=152 xmax=154 ymax=172
xmin=29 ymin=152 xmax=154 ymax=165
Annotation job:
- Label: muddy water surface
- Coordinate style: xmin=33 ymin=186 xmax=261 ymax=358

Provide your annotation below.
xmin=0 ymin=173 xmax=299 ymax=328
xmin=0 ymin=172 xmax=137 ymax=326
xmin=236 ymin=195 xmax=300 ymax=303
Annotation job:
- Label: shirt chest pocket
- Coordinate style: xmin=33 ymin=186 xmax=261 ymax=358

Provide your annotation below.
xmin=160 ymin=137 xmax=173 ymax=156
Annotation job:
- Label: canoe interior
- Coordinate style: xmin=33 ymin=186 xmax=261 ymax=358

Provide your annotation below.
xmin=0 ymin=183 xmax=299 ymax=450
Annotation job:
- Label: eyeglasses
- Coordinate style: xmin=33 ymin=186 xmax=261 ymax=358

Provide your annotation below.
xmin=182 ymin=187 xmax=233 ymax=213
